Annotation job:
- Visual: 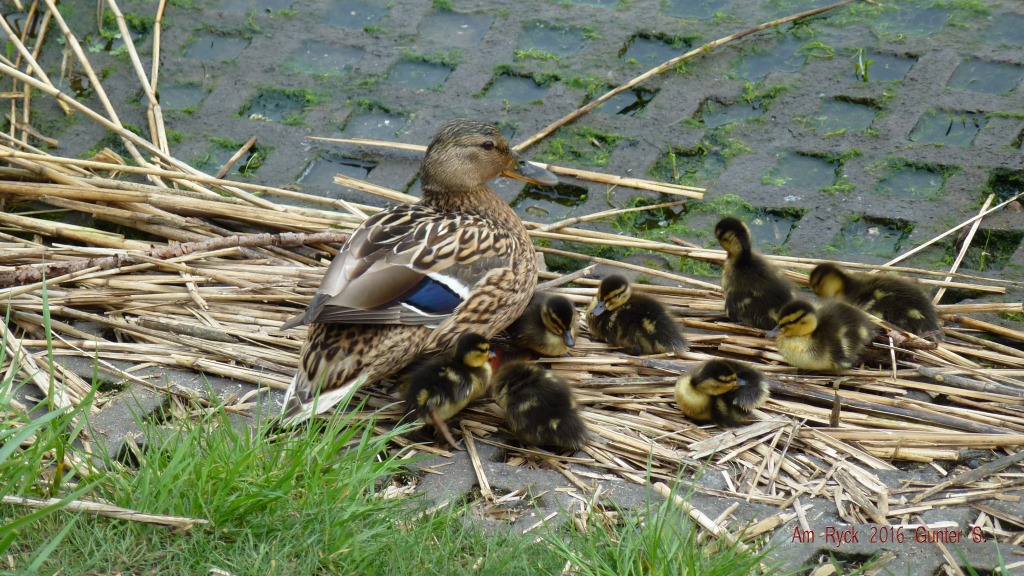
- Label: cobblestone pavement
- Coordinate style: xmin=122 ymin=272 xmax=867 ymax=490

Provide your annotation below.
xmin=7 ymin=0 xmax=1024 ymax=572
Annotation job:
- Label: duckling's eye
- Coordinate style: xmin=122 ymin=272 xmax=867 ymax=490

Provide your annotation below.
xmin=480 ymin=140 xmax=495 ymax=151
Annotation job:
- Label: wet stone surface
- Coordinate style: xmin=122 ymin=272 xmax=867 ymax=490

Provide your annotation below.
xmin=11 ymin=0 xmax=1024 ymax=572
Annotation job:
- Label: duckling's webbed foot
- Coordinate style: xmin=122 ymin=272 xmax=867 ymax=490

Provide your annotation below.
xmin=430 ymin=408 xmax=463 ymax=450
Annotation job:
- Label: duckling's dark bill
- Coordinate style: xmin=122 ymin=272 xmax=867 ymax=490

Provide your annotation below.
xmin=502 ymin=160 xmax=559 ymax=186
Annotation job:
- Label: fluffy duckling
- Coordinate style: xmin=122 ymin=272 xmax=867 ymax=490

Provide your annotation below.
xmin=674 ymin=359 xmax=769 ymax=426
xmin=586 ymin=275 xmax=688 ymax=355
xmin=403 ymin=333 xmax=493 ymax=448
xmin=809 ymin=263 xmax=942 ymax=340
xmin=769 ymin=300 xmax=876 ymax=371
xmin=714 ymin=217 xmax=794 ymax=330
xmin=505 ymin=293 xmax=578 ymax=356
xmin=493 ymin=362 xmax=588 ymax=451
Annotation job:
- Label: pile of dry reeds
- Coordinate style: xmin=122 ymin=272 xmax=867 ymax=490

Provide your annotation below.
xmin=2 ymin=0 xmax=1023 ymax=549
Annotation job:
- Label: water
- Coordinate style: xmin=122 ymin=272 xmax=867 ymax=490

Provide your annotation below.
xmin=909 ymin=109 xmax=986 ymax=148
xmin=815 ymin=98 xmax=877 ymax=133
xmin=418 ymin=12 xmax=492 ymax=47
xmin=876 ymin=166 xmax=943 ymax=200
xmin=142 ymin=85 xmax=207 ymax=112
xmin=766 ymin=153 xmax=838 ymax=191
xmin=987 ymin=168 xmax=1024 ymax=203
xmin=240 ymin=90 xmax=307 ymax=123
xmin=323 ymin=0 xmax=389 ymax=28
xmin=595 ymin=87 xmax=658 ymax=116
xmin=385 ymin=60 xmax=452 ymax=90
xmin=286 ymin=40 xmax=364 ymax=75
xmin=861 ymin=52 xmax=916 ymax=82
xmin=832 ymin=218 xmax=912 ymax=258
xmin=699 ymin=98 xmax=764 ymax=129
xmin=661 ymin=0 xmax=730 ymax=20
xmin=947 ymin=59 xmax=1024 ymax=94
xmin=344 ymin=109 xmax=407 ymax=139
xmin=297 ymin=155 xmax=377 ymax=191
xmin=516 ymin=22 xmax=587 ymax=58
xmin=746 ymin=211 xmax=804 ymax=248
xmin=484 ymin=74 xmax=549 ymax=103
xmin=512 ymin=183 xmax=588 ymax=222
xmin=650 ymin=148 xmax=727 ymax=188
xmin=620 ymin=36 xmax=688 ymax=69
xmin=183 ymin=32 xmax=250 ymax=61
xmin=984 ymin=13 xmax=1024 ymax=47
xmin=733 ymin=35 xmax=806 ymax=82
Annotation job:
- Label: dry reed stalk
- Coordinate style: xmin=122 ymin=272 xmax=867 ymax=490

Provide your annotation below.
xmin=933 ymin=194 xmax=993 ymax=304
xmin=2 ymin=495 xmax=208 ymax=528
xmin=886 ymin=191 xmax=1024 ymax=268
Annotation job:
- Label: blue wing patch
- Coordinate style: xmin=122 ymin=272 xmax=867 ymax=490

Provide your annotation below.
xmin=398 ymin=277 xmax=463 ymax=314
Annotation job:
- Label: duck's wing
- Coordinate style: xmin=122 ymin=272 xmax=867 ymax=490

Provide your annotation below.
xmin=282 ymin=204 xmax=512 ymax=330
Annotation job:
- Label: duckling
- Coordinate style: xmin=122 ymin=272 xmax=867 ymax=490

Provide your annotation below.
xmin=809 ymin=263 xmax=942 ymax=340
xmin=505 ymin=293 xmax=578 ymax=356
xmin=714 ymin=217 xmax=794 ymax=330
xmin=280 ymin=119 xmax=558 ymax=423
xmin=403 ymin=332 xmax=494 ymax=448
xmin=674 ymin=359 xmax=769 ymax=426
xmin=586 ymin=275 xmax=688 ymax=355
xmin=493 ymin=362 xmax=589 ymax=451
xmin=769 ymin=299 xmax=876 ymax=371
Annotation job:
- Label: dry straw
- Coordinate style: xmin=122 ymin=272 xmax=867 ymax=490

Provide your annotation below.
xmin=1 ymin=0 xmax=1021 ymax=549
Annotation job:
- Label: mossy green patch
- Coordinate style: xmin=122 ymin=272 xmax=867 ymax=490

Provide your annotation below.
xmin=536 ymin=126 xmax=626 ymax=167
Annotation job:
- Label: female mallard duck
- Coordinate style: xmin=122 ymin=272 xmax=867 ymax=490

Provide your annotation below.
xmin=505 ymin=292 xmax=578 ymax=356
xmin=280 ymin=120 xmax=558 ymax=423
xmin=714 ymin=217 xmax=794 ymax=330
xmin=493 ymin=361 xmax=588 ymax=451
xmin=809 ymin=263 xmax=942 ymax=340
xmin=586 ymin=275 xmax=688 ymax=355
xmin=674 ymin=359 xmax=769 ymax=426
xmin=403 ymin=332 xmax=493 ymax=448
xmin=769 ymin=299 xmax=876 ymax=371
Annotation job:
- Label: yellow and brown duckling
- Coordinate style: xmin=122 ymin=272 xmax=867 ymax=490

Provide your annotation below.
xmin=769 ymin=299 xmax=876 ymax=371
xmin=279 ymin=119 xmax=558 ymax=423
xmin=715 ymin=217 xmax=794 ymax=330
xmin=675 ymin=359 xmax=769 ymax=427
xmin=505 ymin=292 xmax=578 ymax=356
xmin=403 ymin=332 xmax=494 ymax=448
xmin=586 ymin=275 xmax=688 ymax=355
xmin=493 ymin=362 xmax=589 ymax=452
xmin=809 ymin=263 xmax=942 ymax=340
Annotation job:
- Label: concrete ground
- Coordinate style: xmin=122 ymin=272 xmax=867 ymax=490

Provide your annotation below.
xmin=4 ymin=0 xmax=1024 ymax=573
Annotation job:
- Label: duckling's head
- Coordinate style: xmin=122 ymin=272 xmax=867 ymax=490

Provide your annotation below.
xmin=770 ymin=300 xmax=818 ymax=337
xmin=809 ymin=263 xmax=849 ymax=299
xmin=691 ymin=360 xmax=745 ymax=396
xmin=590 ymin=275 xmax=632 ymax=317
xmin=541 ymin=295 xmax=577 ymax=347
xmin=454 ymin=332 xmax=494 ymax=368
xmin=420 ymin=120 xmax=558 ymax=197
xmin=714 ymin=217 xmax=753 ymax=259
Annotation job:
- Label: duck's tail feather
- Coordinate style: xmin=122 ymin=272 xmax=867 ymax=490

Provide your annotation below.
xmin=279 ymin=372 xmax=369 ymax=426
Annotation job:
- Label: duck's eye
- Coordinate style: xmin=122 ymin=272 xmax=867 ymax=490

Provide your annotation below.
xmin=481 ymin=140 xmax=495 ymax=151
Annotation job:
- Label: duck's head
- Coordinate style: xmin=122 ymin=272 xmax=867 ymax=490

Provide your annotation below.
xmin=541 ymin=294 xmax=577 ymax=347
xmin=420 ymin=120 xmax=558 ymax=195
xmin=714 ymin=217 xmax=752 ymax=258
xmin=808 ymin=263 xmax=849 ymax=298
xmin=455 ymin=332 xmax=494 ymax=368
xmin=768 ymin=300 xmax=818 ymax=338
xmin=589 ymin=274 xmax=631 ymax=317
xmin=691 ymin=360 xmax=745 ymax=396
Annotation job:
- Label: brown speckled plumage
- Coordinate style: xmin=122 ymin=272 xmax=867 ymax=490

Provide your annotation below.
xmin=281 ymin=120 xmax=556 ymax=423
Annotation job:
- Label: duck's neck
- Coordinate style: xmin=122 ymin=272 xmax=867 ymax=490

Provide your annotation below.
xmin=421 ymin=185 xmax=523 ymax=231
